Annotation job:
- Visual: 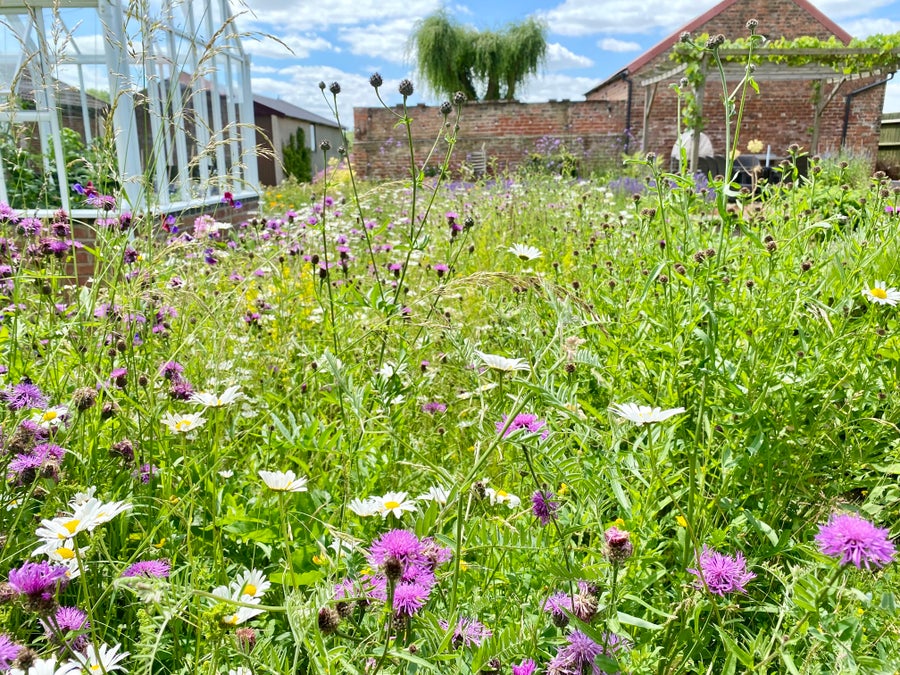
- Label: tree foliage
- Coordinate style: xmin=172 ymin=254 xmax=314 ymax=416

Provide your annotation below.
xmin=410 ymin=11 xmax=547 ymax=101
xmin=282 ymin=128 xmax=312 ymax=183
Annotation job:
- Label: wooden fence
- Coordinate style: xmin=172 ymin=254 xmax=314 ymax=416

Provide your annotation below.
xmin=879 ymin=112 xmax=900 ymax=177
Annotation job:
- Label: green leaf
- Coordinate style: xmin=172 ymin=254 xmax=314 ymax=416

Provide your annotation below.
xmin=616 ymin=611 xmax=661 ymax=630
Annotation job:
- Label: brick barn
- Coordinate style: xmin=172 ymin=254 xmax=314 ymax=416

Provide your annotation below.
xmin=352 ymin=0 xmax=893 ymax=180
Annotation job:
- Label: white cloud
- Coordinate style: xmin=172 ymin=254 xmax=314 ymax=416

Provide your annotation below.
xmin=517 ymin=72 xmax=598 ymax=102
xmin=542 ymin=0 xmax=718 ymax=36
xmin=236 ymin=0 xmax=440 ymax=31
xmin=840 ymin=17 xmax=900 ymax=38
xmin=242 ymin=34 xmax=333 ymax=59
xmin=805 ymin=0 xmax=895 ymax=20
xmin=337 ymin=18 xmax=418 ymax=64
xmin=884 ymin=79 xmax=900 ymax=114
xmin=546 ymin=42 xmax=593 ymax=70
xmin=599 ymin=38 xmax=642 ymax=52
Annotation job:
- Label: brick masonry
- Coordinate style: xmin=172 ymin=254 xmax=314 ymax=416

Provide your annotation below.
xmin=352 ymin=0 xmax=888 ymax=180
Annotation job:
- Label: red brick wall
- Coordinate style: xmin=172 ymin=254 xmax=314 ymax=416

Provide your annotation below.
xmin=353 ymin=100 xmax=632 ymax=180
xmin=584 ymin=0 xmax=886 ymax=162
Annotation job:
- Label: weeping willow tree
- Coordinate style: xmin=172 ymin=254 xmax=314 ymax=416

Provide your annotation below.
xmin=410 ymin=12 xmax=547 ymax=101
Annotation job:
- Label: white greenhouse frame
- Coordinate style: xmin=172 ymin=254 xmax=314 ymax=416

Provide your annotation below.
xmin=0 ymin=0 xmax=258 ymax=218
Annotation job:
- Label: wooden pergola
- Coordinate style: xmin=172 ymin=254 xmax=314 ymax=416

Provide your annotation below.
xmin=638 ymin=47 xmax=900 ymax=169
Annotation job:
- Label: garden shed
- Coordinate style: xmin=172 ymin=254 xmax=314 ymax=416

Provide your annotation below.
xmin=0 ymin=0 xmax=258 ymax=218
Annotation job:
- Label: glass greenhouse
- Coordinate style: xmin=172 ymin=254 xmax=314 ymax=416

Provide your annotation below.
xmin=0 ymin=0 xmax=258 ymax=217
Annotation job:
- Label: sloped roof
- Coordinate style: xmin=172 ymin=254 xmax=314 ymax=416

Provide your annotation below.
xmin=253 ymin=94 xmax=340 ymax=129
xmin=585 ymin=0 xmax=853 ymax=96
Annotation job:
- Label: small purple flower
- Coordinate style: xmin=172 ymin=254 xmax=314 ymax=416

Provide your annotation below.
xmin=43 ymin=605 xmax=90 ymax=652
xmin=391 ymin=581 xmax=431 ymax=616
xmin=688 ymin=546 xmax=755 ymax=596
xmin=2 ymin=381 xmax=48 ymax=411
xmin=512 ymin=659 xmax=536 ymax=675
xmin=604 ymin=526 xmax=633 ymax=563
xmin=439 ymin=617 xmax=492 ymax=648
xmin=421 ymin=402 xmax=447 ymax=414
xmin=159 ymin=361 xmax=184 ymax=380
xmin=133 ymin=463 xmax=158 ymax=483
xmin=544 ymin=581 xmax=599 ymax=625
xmin=433 ymin=263 xmax=449 ymax=277
xmin=0 ymin=633 xmax=21 ymax=670
xmin=109 ymin=367 xmax=128 ymax=388
xmin=497 ymin=413 xmax=548 ymax=440
xmin=123 ymin=247 xmax=139 ymax=264
xmin=815 ymin=513 xmax=896 ymax=570
xmin=532 ymin=490 xmax=559 ymax=526
xmin=121 ymin=559 xmax=171 ymax=579
xmin=169 ymin=380 xmax=194 ymax=400
xmin=367 ymin=529 xmax=426 ymax=568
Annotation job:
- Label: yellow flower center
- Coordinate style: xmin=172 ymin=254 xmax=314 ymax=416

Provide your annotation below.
xmin=384 ymin=500 xmax=400 ymax=510
xmin=56 ymin=546 xmax=75 ymax=559
xmin=871 ymin=287 xmax=888 ymax=299
xmin=243 ymin=583 xmax=257 ymax=596
xmin=222 ymin=614 xmax=238 ymax=625
xmin=175 ymin=419 xmax=191 ymax=431
xmin=42 ymin=410 xmax=58 ymax=422
xmin=497 ymin=490 xmax=508 ymax=498
xmin=62 ymin=519 xmax=80 ymax=535
xmin=90 ymin=665 xmax=102 ymax=672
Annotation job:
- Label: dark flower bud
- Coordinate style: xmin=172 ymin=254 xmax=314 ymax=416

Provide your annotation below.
xmin=369 ymin=72 xmax=383 ymax=88
xmin=329 ymin=81 xmax=341 ymax=95
xmin=706 ymin=34 xmax=726 ymax=49
xmin=453 ymin=91 xmax=467 ymax=106
xmin=674 ymin=263 xmax=686 ymax=275
xmin=338 ymin=146 xmax=347 ymax=156
xmin=552 ymin=611 xmax=569 ymax=628
xmin=604 ymin=526 xmax=634 ymax=563
xmin=318 ymin=81 xmax=326 ymax=90
xmin=746 ymin=18 xmax=759 ymax=31
xmin=12 ymin=647 xmax=37 ymax=671
xmin=472 ymin=480 xmax=486 ymax=500
xmin=320 ymin=140 xmax=331 ymax=152
xmin=336 ymin=601 xmax=353 ymax=618
xmin=383 ymin=557 xmax=403 ymax=582
xmin=679 ymin=77 xmax=689 ymax=89
xmin=679 ymin=31 xmax=692 ymax=43
xmin=439 ymin=101 xmax=452 ymax=116
xmin=318 ymin=606 xmax=341 ymax=634
xmin=398 ymin=79 xmax=414 ymax=97
xmin=101 ymin=400 xmax=120 ymax=420
xmin=235 ymin=627 xmax=256 ymax=652
xmin=111 ymin=438 xmax=135 ymax=462
xmin=72 ymin=386 xmax=97 ymax=411
xmin=464 ymin=216 xmax=474 ymax=230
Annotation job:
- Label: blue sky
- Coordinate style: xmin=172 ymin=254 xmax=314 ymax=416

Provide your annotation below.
xmin=235 ymin=0 xmax=900 ymax=124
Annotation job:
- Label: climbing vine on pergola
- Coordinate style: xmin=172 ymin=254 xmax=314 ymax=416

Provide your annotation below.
xmin=640 ymin=32 xmax=900 ymax=165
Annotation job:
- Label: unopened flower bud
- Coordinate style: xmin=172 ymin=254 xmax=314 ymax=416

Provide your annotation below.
xmin=329 ymin=81 xmax=341 ymax=95
xmin=453 ymin=91 xmax=467 ymax=106
xmin=320 ymin=140 xmax=331 ymax=152
xmin=318 ymin=606 xmax=341 ymax=635
xmin=398 ymin=79 xmax=414 ymax=97
xmin=72 ymin=386 xmax=97 ymax=411
xmin=604 ymin=526 xmax=634 ymax=563
xmin=439 ymin=101 xmax=452 ymax=116
xmin=369 ymin=72 xmax=383 ymax=88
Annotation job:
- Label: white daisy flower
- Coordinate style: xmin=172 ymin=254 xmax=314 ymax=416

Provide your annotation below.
xmin=9 ymin=656 xmax=80 ymax=675
xmin=71 ymin=642 xmax=129 ymax=673
xmin=69 ymin=487 xmax=97 ymax=507
xmin=220 ymin=605 xmax=264 ymax=626
xmin=189 ymin=385 xmax=243 ymax=407
xmin=229 ymin=669 xmax=253 ymax=675
xmin=31 ymin=405 xmax=69 ymax=430
xmin=507 ymin=243 xmax=543 ymax=261
xmin=161 ymin=411 xmax=206 ymax=434
xmin=474 ymin=350 xmax=530 ymax=372
xmin=417 ymin=486 xmax=450 ymax=504
xmin=862 ymin=280 xmax=900 ymax=306
xmin=373 ymin=491 xmax=418 ymax=519
xmin=348 ymin=497 xmax=381 ymax=517
xmin=218 ymin=470 xmax=234 ymax=478
xmin=231 ymin=568 xmax=270 ymax=601
xmin=609 ymin=402 xmax=686 ymax=425
xmin=258 ymin=469 xmax=308 ymax=492
xmin=485 ymin=487 xmax=521 ymax=509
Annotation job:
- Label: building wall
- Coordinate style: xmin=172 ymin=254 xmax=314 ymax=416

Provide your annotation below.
xmin=586 ymin=0 xmax=887 ymax=161
xmin=353 ymin=100 xmax=632 ymax=180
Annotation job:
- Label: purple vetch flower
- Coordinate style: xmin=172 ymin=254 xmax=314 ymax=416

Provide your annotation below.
xmin=421 ymin=402 xmax=447 ymax=414
xmin=688 ymin=546 xmax=756 ymax=596
xmin=0 ymin=633 xmax=21 ymax=670
xmin=512 ymin=659 xmax=537 ymax=675
xmin=532 ymin=490 xmax=560 ymax=526
xmin=121 ymin=559 xmax=171 ymax=578
xmin=547 ymin=630 xmax=628 ymax=675
xmin=2 ymin=381 xmax=49 ymax=411
xmin=439 ymin=617 xmax=492 ymax=648
xmin=815 ymin=513 xmax=896 ymax=570
xmin=497 ymin=413 xmax=548 ymax=440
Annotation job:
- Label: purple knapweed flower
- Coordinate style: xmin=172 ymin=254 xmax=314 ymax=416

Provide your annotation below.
xmin=421 ymin=402 xmax=447 ymax=414
xmin=497 ymin=413 xmax=548 ymax=440
xmin=532 ymin=490 xmax=559 ymax=526
xmin=43 ymin=605 xmax=90 ymax=652
xmin=0 ymin=633 xmax=21 ymax=670
xmin=121 ymin=559 xmax=171 ymax=578
xmin=440 ymin=617 xmax=492 ymax=648
xmin=547 ymin=630 xmax=627 ymax=675
xmin=688 ymin=546 xmax=755 ymax=596
xmin=367 ymin=529 xmax=426 ymax=568
xmin=603 ymin=526 xmax=633 ymax=563
xmin=2 ymin=381 xmax=48 ymax=411
xmin=815 ymin=513 xmax=896 ymax=570
xmin=544 ymin=581 xmax=600 ymax=625
xmin=391 ymin=581 xmax=432 ymax=616
xmin=8 ymin=561 xmax=69 ymax=609
xmin=512 ymin=659 xmax=536 ymax=675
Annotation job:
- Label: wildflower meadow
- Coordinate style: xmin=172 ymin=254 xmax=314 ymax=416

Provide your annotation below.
xmin=2 ymin=57 xmax=900 ymax=675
